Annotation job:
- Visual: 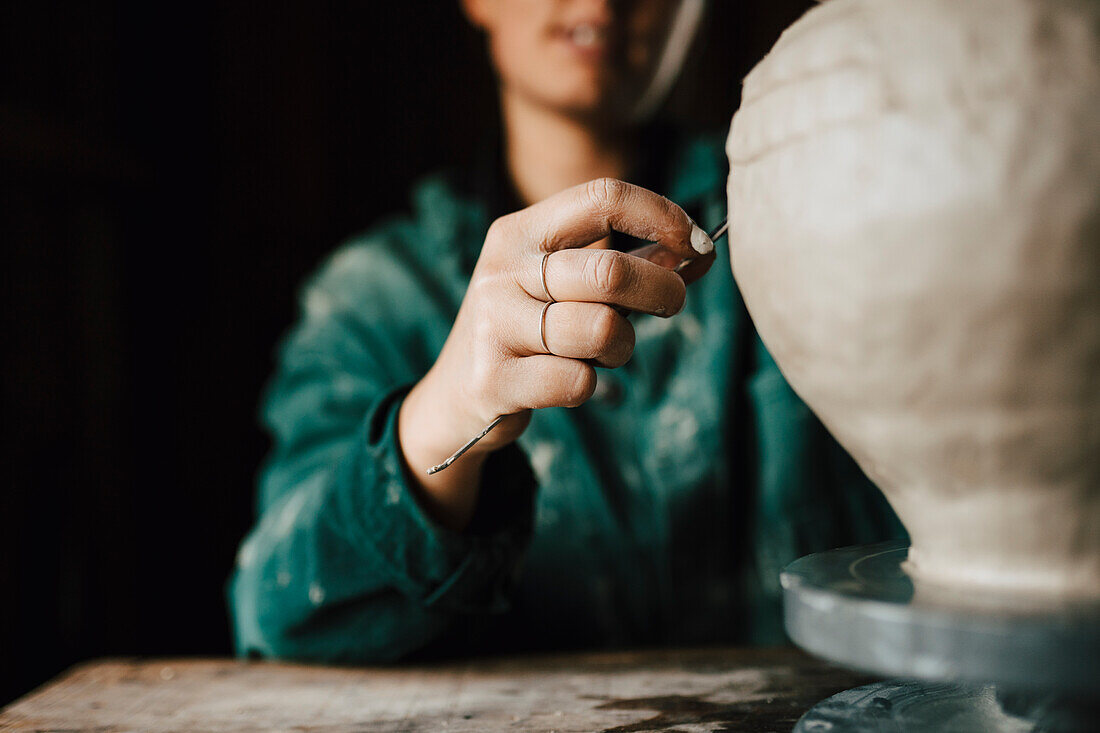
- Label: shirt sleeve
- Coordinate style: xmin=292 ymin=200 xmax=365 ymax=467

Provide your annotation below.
xmin=228 ymin=238 xmax=538 ymax=663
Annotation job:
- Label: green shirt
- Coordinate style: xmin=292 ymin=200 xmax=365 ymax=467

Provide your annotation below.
xmin=228 ymin=130 xmax=903 ymax=663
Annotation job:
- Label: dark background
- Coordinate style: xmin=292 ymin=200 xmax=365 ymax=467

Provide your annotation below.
xmin=1 ymin=0 xmax=813 ymax=705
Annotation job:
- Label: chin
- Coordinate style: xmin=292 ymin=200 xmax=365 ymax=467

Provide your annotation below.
xmin=573 ymin=97 xmax=642 ymax=128
xmin=540 ymin=83 xmax=637 ymax=124
xmin=541 ymin=60 xmax=628 ymax=106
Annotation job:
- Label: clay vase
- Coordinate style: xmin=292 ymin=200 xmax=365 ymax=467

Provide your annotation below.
xmin=726 ymin=0 xmax=1100 ymax=596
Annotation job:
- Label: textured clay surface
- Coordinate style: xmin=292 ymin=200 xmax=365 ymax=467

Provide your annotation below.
xmin=727 ymin=0 xmax=1100 ymax=595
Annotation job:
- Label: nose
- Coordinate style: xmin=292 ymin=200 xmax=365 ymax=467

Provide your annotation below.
xmin=570 ymin=0 xmax=615 ymax=20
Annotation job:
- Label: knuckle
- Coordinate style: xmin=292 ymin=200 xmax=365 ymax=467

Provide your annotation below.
xmin=611 ymin=320 xmax=637 ymax=365
xmin=485 ymin=217 xmax=505 ymax=244
xmin=485 ymin=215 xmax=516 ymax=247
xmin=468 ymin=269 xmax=517 ymax=309
xmin=471 ymin=310 xmax=515 ymax=363
xmin=660 ymin=274 xmax=686 ymax=314
xmin=585 ymin=177 xmax=626 ymax=211
xmin=471 ymin=313 xmax=497 ymax=347
xmin=562 ymin=363 xmax=598 ymax=407
xmin=590 ymin=306 xmax=621 ymax=349
xmin=668 ymin=278 xmax=687 ymax=315
xmin=466 ymin=356 xmax=498 ymax=406
xmin=466 ymin=275 xmax=494 ymax=303
xmin=584 ymin=250 xmax=630 ymax=298
xmin=623 ymin=320 xmax=636 ymax=352
xmin=600 ymin=315 xmax=634 ymax=367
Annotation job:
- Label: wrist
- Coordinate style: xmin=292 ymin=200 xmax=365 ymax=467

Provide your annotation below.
xmin=397 ymin=376 xmax=491 ymax=532
xmin=401 ymin=370 xmax=494 ymax=463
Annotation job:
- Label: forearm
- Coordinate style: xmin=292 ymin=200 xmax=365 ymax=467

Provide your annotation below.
xmin=230 ymin=388 xmax=538 ymax=663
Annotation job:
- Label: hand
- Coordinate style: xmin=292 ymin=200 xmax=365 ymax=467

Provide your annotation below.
xmin=399 ymin=178 xmax=715 ymax=530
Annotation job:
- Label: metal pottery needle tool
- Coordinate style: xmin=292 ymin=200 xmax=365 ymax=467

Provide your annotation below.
xmin=427 ymin=215 xmax=729 ymax=475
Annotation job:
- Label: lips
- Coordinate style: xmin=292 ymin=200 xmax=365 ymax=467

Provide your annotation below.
xmin=568 ymin=23 xmax=606 ymax=49
xmin=554 ymin=21 xmax=614 ymax=60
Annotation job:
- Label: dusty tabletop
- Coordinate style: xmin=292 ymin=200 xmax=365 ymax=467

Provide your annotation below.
xmin=0 ymin=646 xmax=873 ymax=732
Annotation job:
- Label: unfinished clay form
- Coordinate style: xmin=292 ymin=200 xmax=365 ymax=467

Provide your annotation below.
xmin=727 ymin=0 xmax=1100 ymax=595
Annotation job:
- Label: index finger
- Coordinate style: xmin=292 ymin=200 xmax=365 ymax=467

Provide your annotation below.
xmin=517 ymin=178 xmax=714 ymax=259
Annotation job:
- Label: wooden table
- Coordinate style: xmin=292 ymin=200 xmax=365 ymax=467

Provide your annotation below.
xmin=0 ymin=647 xmax=873 ymax=732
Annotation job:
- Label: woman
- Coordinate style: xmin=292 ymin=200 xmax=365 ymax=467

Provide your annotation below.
xmin=230 ymin=0 xmax=901 ymax=662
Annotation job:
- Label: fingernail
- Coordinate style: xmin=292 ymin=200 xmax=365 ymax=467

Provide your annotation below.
xmin=690 ymin=223 xmax=713 ymax=255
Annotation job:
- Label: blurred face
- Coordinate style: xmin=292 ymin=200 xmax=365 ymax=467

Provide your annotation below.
xmin=464 ymin=0 xmax=684 ymax=123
